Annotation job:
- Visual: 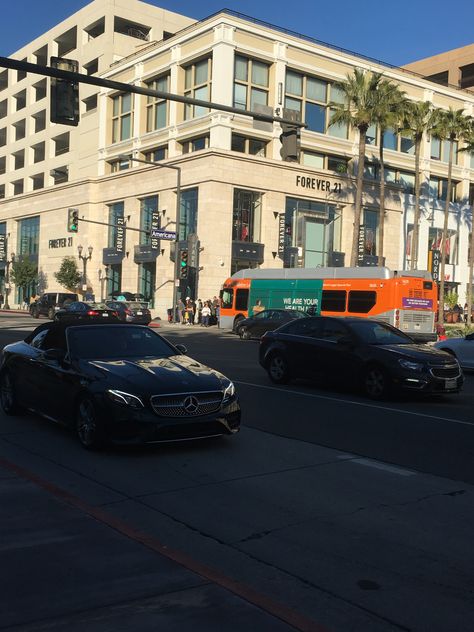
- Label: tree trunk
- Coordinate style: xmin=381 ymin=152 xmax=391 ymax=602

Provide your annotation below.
xmin=438 ymin=139 xmax=454 ymax=326
xmin=468 ymin=208 xmax=474 ymax=326
xmin=378 ymin=134 xmax=385 ymax=267
xmin=410 ymin=135 xmax=422 ymax=270
xmin=350 ymin=125 xmax=368 ymax=266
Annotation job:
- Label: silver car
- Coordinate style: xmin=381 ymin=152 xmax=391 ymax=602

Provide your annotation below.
xmin=434 ymin=332 xmax=474 ymax=370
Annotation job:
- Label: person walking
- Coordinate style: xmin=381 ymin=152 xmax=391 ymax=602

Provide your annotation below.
xmin=197 ymin=299 xmax=203 ymax=325
xmin=201 ymin=302 xmax=211 ymax=327
xmin=185 ymin=297 xmax=194 ymax=325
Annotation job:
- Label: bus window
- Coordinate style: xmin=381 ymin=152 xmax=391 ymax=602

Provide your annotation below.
xmin=321 ymin=290 xmax=346 ymax=312
xmin=348 ymin=290 xmax=377 ymax=313
xmin=221 ymin=289 xmax=234 ymax=309
xmin=235 ymin=289 xmax=249 ymax=311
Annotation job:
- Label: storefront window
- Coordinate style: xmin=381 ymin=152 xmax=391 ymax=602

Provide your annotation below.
xmin=140 ymin=196 xmax=158 ymax=245
xmin=108 ymin=201 xmax=124 ymax=248
xmin=428 ymin=227 xmax=458 ymax=265
xmin=232 ymin=189 xmax=262 ymax=243
xmin=106 ymin=264 xmax=121 ymax=298
xmin=138 ymin=262 xmax=156 ymax=307
xmin=363 ymin=209 xmax=378 ymax=256
xmin=179 ymin=188 xmax=198 ymax=240
xmin=16 ymin=216 xmax=40 ymax=303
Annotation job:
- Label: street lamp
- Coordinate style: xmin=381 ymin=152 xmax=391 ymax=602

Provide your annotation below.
xmin=118 ymin=154 xmax=181 ymax=321
xmin=4 ymin=252 xmax=15 ymax=310
xmin=78 ymin=245 xmax=93 ymax=293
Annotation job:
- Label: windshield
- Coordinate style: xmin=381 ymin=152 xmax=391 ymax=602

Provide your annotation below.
xmin=291 ymin=310 xmax=308 ymax=318
xmin=350 ymin=320 xmax=414 ymax=345
xmin=221 ymin=289 xmax=234 ymax=309
xmin=67 ymin=326 xmax=175 ymax=359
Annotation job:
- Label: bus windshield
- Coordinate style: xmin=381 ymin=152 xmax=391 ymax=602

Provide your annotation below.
xmin=220 ymin=289 xmax=234 ymax=309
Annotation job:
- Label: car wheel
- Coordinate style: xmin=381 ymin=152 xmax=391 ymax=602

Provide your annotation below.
xmin=268 ymin=353 xmax=290 ymax=385
xmin=76 ymin=397 xmax=105 ymax=450
xmin=47 ymin=307 xmax=55 ymax=320
xmin=239 ymin=326 xmax=251 ymax=340
xmin=32 ymin=308 xmax=40 ymax=319
xmin=0 ymin=371 xmax=22 ymax=415
xmin=233 ymin=316 xmax=244 ymax=333
xmin=363 ymin=365 xmax=390 ymax=400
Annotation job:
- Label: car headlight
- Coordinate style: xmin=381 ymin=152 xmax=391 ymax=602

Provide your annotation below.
xmin=107 ymin=389 xmax=144 ymax=409
xmin=223 ymin=381 xmax=236 ymax=400
xmin=398 ymin=359 xmax=424 ymax=372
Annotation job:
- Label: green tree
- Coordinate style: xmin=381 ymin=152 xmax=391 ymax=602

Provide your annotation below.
xmin=431 ymin=108 xmax=470 ymax=325
xmin=371 ymin=82 xmax=408 ymax=265
xmin=10 ymin=257 xmax=38 ymax=298
xmin=54 ymin=256 xmax=81 ymax=291
xmin=330 ymin=69 xmax=386 ymax=266
xmin=459 ymin=120 xmax=474 ymax=325
xmin=400 ymin=101 xmax=439 ymax=270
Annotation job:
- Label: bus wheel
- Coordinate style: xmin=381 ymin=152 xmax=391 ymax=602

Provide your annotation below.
xmin=268 ymin=353 xmax=290 ymax=385
xmin=363 ymin=365 xmax=390 ymax=400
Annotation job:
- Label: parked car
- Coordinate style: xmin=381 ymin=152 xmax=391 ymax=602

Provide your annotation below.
xmin=106 ymin=300 xmax=151 ymax=325
xmin=259 ymin=316 xmax=463 ymax=399
xmin=0 ymin=322 xmax=241 ymax=449
xmin=30 ymin=292 xmax=78 ymax=320
xmin=54 ymin=301 xmax=119 ymax=322
xmin=236 ymin=309 xmax=307 ymax=340
xmin=434 ymin=332 xmax=474 ymax=370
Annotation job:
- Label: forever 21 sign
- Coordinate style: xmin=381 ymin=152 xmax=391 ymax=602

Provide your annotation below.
xmin=296 ymin=174 xmax=342 ymax=195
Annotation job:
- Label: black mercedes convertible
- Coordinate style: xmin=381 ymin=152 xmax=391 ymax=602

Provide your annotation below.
xmin=0 ymin=322 xmax=240 ymax=449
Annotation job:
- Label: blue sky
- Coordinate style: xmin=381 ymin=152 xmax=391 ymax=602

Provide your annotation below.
xmin=1 ymin=0 xmax=473 ymax=66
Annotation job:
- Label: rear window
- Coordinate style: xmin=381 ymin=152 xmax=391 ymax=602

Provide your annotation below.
xmin=347 ymin=291 xmax=376 ymax=313
xmin=321 ymin=290 xmax=346 ymax=312
xmin=128 ymin=302 xmax=148 ymax=309
xmin=58 ymin=293 xmax=77 ymax=303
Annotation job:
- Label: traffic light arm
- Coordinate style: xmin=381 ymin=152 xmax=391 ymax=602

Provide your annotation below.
xmin=0 ymin=56 xmax=306 ymax=129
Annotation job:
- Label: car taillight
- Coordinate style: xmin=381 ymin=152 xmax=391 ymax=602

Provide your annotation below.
xmin=113 ymin=311 xmax=119 ymax=317
xmin=87 ymin=310 xmax=99 ymax=316
xmin=124 ymin=308 xmax=132 ymax=315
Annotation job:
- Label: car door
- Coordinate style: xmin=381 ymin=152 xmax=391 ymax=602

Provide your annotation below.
xmin=247 ymin=311 xmax=267 ymax=337
xmin=33 ymin=327 xmax=81 ymax=422
xmin=277 ymin=318 xmax=324 ymax=379
xmin=318 ymin=318 xmax=360 ymax=380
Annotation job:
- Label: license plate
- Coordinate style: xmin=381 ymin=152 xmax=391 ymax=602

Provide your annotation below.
xmin=445 ymin=378 xmax=457 ymax=389
xmin=102 ymin=313 xmax=109 ymax=317
xmin=136 ymin=311 xmax=142 ymax=315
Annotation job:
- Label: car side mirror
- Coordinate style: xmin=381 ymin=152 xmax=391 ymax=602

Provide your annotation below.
xmin=175 ymin=344 xmax=187 ymax=354
xmin=44 ymin=348 xmax=66 ymax=362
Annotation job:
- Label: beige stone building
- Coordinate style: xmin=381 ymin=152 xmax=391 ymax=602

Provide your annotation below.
xmin=1 ymin=1 xmax=474 ymax=316
xmin=403 ymin=43 xmax=474 ymax=91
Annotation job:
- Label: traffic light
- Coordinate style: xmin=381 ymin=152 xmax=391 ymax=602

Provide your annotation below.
xmin=179 ymin=249 xmax=188 ymax=279
xmin=67 ymin=208 xmax=79 ymax=233
xmin=50 ymin=57 xmax=79 ymax=126
xmin=280 ymin=123 xmax=300 ymax=162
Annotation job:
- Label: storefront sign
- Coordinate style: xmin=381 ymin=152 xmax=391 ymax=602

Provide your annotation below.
xmin=150 ymin=211 xmax=161 ymax=251
xmin=357 ymin=226 xmax=366 ymax=265
xmin=115 ymin=216 xmax=125 ymax=254
xmin=402 ymin=297 xmax=433 ymax=310
xmin=151 ymin=229 xmax=176 ymax=241
xmin=103 ymin=247 xmax=124 ymax=265
xmin=134 ymin=244 xmax=158 ymax=263
xmin=49 ymin=237 xmax=73 ymax=249
xmin=296 ymin=174 xmax=342 ymax=195
xmin=278 ymin=213 xmax=286 ymax=259
xmin=0 ymin=235 xmax=6 ymax=262
xmin=429 ymin=249 xmax=441 ymax=282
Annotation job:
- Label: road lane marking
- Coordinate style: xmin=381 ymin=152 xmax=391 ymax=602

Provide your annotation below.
xmin=234 ymin=381 xmax=474 ymax=427
xmin=349 ymin=458 xmax=416 ymax=476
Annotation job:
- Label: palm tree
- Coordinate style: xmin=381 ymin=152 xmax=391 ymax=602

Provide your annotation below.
xmin=330 ymin=69 xmax=386 ymax=266
xmin=400 ymin=101 xmax=438 ymax=270
xmin=371 ymin=82 xmax=408 ymax=265
xmin=430 ymin=108 xmax=470 ymax=325
xmin=459 ymin=120 xmax=474 ymax=325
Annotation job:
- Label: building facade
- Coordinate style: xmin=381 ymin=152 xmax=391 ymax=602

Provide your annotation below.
xmin=1 ymin=2 xmax=473 ymax=315
xmin=403 ymin=43 xmax=474 ymax=91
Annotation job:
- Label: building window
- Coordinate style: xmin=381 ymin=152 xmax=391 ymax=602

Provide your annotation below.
xmin=13 ymin=150 xmax=24 ymax=170
xmin=138 ymin=262 xmax=156 ymax=307
xmin=84 ymin=17 xmax=105 ymax=41
xmin=108 ymin=157 xmax=130 ymax=173
xmin=429 ymin=227 xmax=458 ymax=265
xmin=107 ymin=264 xmax=122 ymax=298
xmin=0 ymin=69 xmax=8 ymax=92
xmin=32 ymin=142 xmax=45 ymax=163
xmin=83 ymin=94 xmax=98 ymax=112
xmin=181 ymin=136 xmax=208 ymax=154
xmin=0 ymin=156 xmax=5 ymax=175
xmin=31 ymin=174 xmax=44 ymax=191
xmin=0 ymin=185 xmax=5 ymax=199
xmin=363 ymin=209 xmax=378 ymax=256
xmin=146 ymin=75 xmax=169 ymax=131
xmin=364 ymin=162 xmax=415 ymax=194
xmin=405 ymin=223 xmax=414 ymax=267
xmin=233 ymin=55 xmax=269 ymax=111
xmin=114 ymin=16 xmax=150 ymax=41
xmin=14 ymin=89 xmax=26 ymax=111
xmin=83 ymin=58 xmax=98 ymax=75
xmin=184 ymin=58 xmax=211 ymax=120
xmin=12 ymin=179 xmax=24 ymax=196
xmin=0 ymin=128 xmax=6 ymax=146
xmin=143 ymin=146 xmax=167 ymax=162
xmin=33 ymin=110 xmax=46 ymax=133
xmin=55 ymin=26 xmax=77 ymax=56
xmin=231 ymin=134 xmax=267 ymax=157
xmin=0 ymin=99 xmax=7 ymax=119
xmin=53 ymin=132 xmax=70 ymax=156
xmin=51 ymin=166 xmax=68 ymax=185
xmin=232 ymin=189 xmax=262 ymax=243
xmin=430 ymin=137 xmax=458 ymax=164
xmin=179 ymin=188 xmax=198 ymax=240
xmin=18 ymin=216 xmax=40 ymax=255
xmin=302 ymin=151 xmax=348 ymax=173
xmin=140 ymin=195 xmax=158 ymax=245
xmin=111 ymin=93 xmax=132 ymax=143
xmin=108 ymin=201 xmax=124 ymax=248
xmin=285 ymin=70 xmax=348 ymax=138
xmin=429 ymin=176 xmax=458 ymax=202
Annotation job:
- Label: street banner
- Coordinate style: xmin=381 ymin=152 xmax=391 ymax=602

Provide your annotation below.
xmin=151 ymin=211 xmax=160 ymax=251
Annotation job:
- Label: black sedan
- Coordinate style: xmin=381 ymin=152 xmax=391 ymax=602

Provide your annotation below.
xmin=106 ymin=300 xmax=152 ymax=325
xmin=0 ymin=322 xmax=240 ymax=449
xmin=259 ymin=316 xmax=464 ymax=399
xmin=55 ymin=301 xmax=119 ymax=322
xmin=236 ymin=309 xmax=307 ymax=340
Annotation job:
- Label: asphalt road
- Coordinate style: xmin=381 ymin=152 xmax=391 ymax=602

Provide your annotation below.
xmin=1 ymin=313 xmax=474 ymax=632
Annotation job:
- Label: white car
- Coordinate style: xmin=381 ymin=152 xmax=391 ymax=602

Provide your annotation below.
xmin=434 ymin=333 xmax=474 ymax=370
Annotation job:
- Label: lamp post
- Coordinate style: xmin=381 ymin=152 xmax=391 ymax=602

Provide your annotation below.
xmin=78 ymin=245 xmax=93 ymax=293
xmin=118 ymin=154 xmax=181 ymax=322
xmin=4 ymin=252 xmax=15 ymax=310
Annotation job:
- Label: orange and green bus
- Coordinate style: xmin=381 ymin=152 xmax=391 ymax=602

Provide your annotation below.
xmin=220 ymin=267 xmax=437 ymax=342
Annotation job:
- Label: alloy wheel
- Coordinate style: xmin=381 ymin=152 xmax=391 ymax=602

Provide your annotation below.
xmin=0 ymin=372 xmax=20 ymax=415
xmin=364 ymin=367 xmax=387 ymax=399
xmin=76 ymin=398 xmax=103 ymax=449
xmin=268 ymin=354 xmax=289 ymax=384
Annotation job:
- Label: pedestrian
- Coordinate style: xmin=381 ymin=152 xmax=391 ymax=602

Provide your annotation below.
xmin=185 ymin=297 xmax=194 ymax=325
xmin=201 ymin=302 xmax=211 ymax=327
xmin=464 ymin=303 xmax=468 ymax=324
xmin=0 ymin=292 xmax=3 ymax=308
xmin=197 ymin=299 xmax=203 ymax=325
xmin=177 ymin=298 xmax=185 ymax=324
